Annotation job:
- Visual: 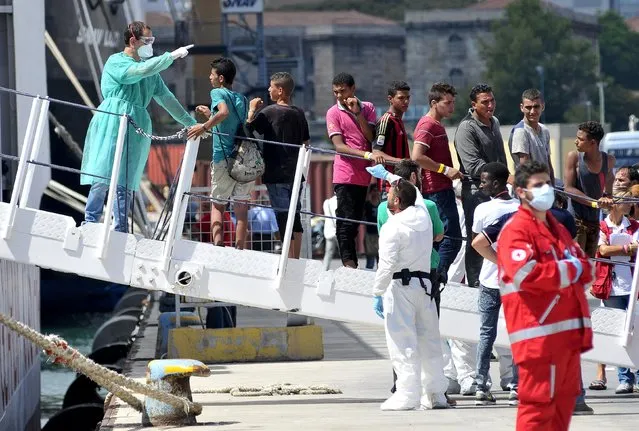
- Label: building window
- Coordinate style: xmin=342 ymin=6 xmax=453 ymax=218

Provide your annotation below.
xmin=449 ymin=68 xmax=465 ymax=89
xmin=448 ymin=34 xmax=466 ymax=60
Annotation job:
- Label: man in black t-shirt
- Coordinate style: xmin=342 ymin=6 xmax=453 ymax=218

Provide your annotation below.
xmin=246 ymin=72 xmax=310 ymax=258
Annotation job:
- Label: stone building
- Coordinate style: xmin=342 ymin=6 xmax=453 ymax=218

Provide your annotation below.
xmin=405 ymin=0 xmax=599 ymax=107
xmin=236 ymin=11 xmax=406 ymax=119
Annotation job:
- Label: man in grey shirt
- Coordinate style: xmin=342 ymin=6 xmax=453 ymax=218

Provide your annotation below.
xmin=454 ymin=83 xmax=508 ymax=288
xmin=508 ymin=88 xmax=554 ymax=180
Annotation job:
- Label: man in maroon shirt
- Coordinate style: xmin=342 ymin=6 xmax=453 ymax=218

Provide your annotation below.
xmin=412 ymin=82 xmax=463 ymax=279
xmin=373 ymin=81 xmax=412 ymax=196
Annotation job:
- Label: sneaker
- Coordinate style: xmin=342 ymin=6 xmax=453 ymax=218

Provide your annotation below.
xmin=616 ymin=382 xmax=633 ymax=394
xmin=445 ymin=393 xmax=457 ymax=407
xmin=447 ymin=377 xmax=461 ymax=395
xmin=572 ymin=402 xmax=594 ymax=416
xmin=475 ymin=389 xmax=497 ymax=406
xmin=508 ymin=390 xmax=518 ymax=406
xmin=634 ymin=383 xmax=639 ymax=393
xmin=460 ymin=380 xmax=477 ymax=396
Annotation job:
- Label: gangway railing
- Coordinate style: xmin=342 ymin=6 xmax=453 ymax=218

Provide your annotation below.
xmin=2 ymin=85 xmax=639 ymax=368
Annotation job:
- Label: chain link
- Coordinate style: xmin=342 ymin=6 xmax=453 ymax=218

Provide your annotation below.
xmin=126 ymin=116 xmax=188 ymax=142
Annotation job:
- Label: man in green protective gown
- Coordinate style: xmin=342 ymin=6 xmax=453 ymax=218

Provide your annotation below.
xmin=81 ymin=21 xmax=197 ymax=232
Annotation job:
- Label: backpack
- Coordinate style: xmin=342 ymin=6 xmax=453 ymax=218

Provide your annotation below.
xmin=590 ymin=218 xmax=639 ymax=300
xmin=216 ymin=90 xmax=265 ymax=184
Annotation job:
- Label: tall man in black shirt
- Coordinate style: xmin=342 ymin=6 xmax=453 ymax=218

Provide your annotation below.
xmin=247 ymin=72 xmax=310 ymax=258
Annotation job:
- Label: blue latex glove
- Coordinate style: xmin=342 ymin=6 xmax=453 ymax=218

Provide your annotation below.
xmin=373 ymin=296 xmax=384 ymax=319
xmin=563 ymin=250 xmax=583 ymax=283
xmin=366 ymin=165 xmax=390 ymax=180
xmin=366 ymin=165 xmax=402 ymax=185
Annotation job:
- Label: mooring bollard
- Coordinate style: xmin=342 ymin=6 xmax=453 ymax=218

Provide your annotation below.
xmin=142 ymin=359 xmax=210 ymax=426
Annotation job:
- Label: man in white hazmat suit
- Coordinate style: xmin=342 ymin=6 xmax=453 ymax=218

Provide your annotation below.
xmin=368 ymin=165 xmax=449 ymax=411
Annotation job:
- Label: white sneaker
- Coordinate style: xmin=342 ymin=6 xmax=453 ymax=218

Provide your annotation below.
xmin=421 ymin=392 xmax=450 ymax=410
xmin=381 ymin=393 xmax=420 ymax=411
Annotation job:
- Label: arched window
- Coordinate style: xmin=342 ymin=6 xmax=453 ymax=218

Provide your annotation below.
xmin=449 ymin=68 xmax=465 ymax=89
xmin=448 ymin=34 xmax=466 ymax=60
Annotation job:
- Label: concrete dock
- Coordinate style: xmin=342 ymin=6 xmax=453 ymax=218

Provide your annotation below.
xmin=100 ymin=303 xmax=639 ymax=430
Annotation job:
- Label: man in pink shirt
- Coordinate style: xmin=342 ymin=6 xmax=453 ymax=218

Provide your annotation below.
xmin=326 ymin=73 xmax=380 ymax=268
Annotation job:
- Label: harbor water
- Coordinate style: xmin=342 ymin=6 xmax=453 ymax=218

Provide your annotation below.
xmin=40 ymin=312 xmax=111 ymax=428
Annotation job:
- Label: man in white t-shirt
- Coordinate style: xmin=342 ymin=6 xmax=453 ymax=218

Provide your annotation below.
xmin=470 ymin=162 xmax=520 ymax=406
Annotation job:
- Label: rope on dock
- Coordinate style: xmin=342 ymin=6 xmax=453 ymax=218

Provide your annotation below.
xmin=195 ymin=383 xmax=342 ymax=397
xmin=0 ymin=312 xmax=202 ymax=416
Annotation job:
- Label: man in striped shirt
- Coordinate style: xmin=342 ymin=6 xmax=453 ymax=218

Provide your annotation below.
xmin=373 ymin=81 xmax=412 ymax=196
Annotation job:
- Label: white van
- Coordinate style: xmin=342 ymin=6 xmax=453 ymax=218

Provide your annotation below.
xmin=601 ymin=131 xmax=639 ymax=168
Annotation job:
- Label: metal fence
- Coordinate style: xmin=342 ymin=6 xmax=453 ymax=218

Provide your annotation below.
xmin=182 ymin=184 xmax=312 ymax=257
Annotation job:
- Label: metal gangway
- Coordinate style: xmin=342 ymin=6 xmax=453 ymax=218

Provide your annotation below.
xmin=1 ymin=88 xmax=638 ymax=368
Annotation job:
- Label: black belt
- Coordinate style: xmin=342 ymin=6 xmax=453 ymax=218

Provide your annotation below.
xmin=392 ymin=269 xmax=436 ymax=301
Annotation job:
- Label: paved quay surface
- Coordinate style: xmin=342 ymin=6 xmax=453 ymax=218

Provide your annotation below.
xmin=100 ymin=303 xmax=639 ymax=431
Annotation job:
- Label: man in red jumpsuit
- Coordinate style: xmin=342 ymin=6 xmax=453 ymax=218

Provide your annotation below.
xmin=497 ymin=161 xmax=594 ymax=431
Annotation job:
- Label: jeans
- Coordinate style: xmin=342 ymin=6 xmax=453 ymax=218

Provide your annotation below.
xmin=365 ymin=256 xmax=377 ymax=270
xmin=423 ymin=188 xmax=463 ymax=279
xmin=476 ymin=285 xmax=518 ymax=390
xmin=334 ymin=184 xmax=367 ymax=266
xmin=576 ymin=368 xmax=586 ymax=405
xmin=461 ymin=182 xmax=489 ymax=287
xmin=84 ymin=182 xmax=132 ymax=233
xmin=603 ymin=295 xmax=639 ymax=384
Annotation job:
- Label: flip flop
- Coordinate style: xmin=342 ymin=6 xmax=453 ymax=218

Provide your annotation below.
xmin=588 ymin=379 xmax=607 ymax=390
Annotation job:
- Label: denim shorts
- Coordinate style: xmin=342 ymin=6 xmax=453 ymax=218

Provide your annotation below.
xmin=266 ymin=183 xmax=303 ymax=234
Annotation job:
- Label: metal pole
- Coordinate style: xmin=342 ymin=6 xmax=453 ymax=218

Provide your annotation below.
xmin=175 ymin=293 xmax=181 ymax=328
xmin=96 ymin=115 xmax=128 ymax=259
xmin=19 ymin=99 xmax=50 ymax=208
xmin=71 ymin=0 xmax=103 ymax=102
xmin=285 ymin=146 xmax=313 ymax=326
xmin=161 ymin=137 xmax=200 ymax=272
xmin=598 ymin=82 xmax=606 ymax=126
xmin=536 ymin=66 xmax=545 ymax=124
xmin=3 ymin=97 xmax=42 ymax=239
xmin=622 ymin=247 xmax=639 ymax=347
xmin=256 ymin=13 xmax=268 ymax=89
xmin=44 ymin=31 xmax=96 ymax=111
xmin=77 ymin=0 xmax=104 ymax=72
xmin=275 ymin=145 xmax=310 ymax=288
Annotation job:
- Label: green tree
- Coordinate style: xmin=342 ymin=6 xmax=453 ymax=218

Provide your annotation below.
xmin=482 ymin=0 xmax=597 ymax=125
xmin=598 ymin=11 xmax=639 ymax=91
xmin=592 ymin=12 xmax=639 ymax=131
xmin=446 ymin=85 xmax=472 ymax=126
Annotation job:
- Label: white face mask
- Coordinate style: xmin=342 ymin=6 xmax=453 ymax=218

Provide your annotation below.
xmin=524 ymin=184 xmax=555 ymax=211
xmin=138 ymin=43 xmax=154 ymax=59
